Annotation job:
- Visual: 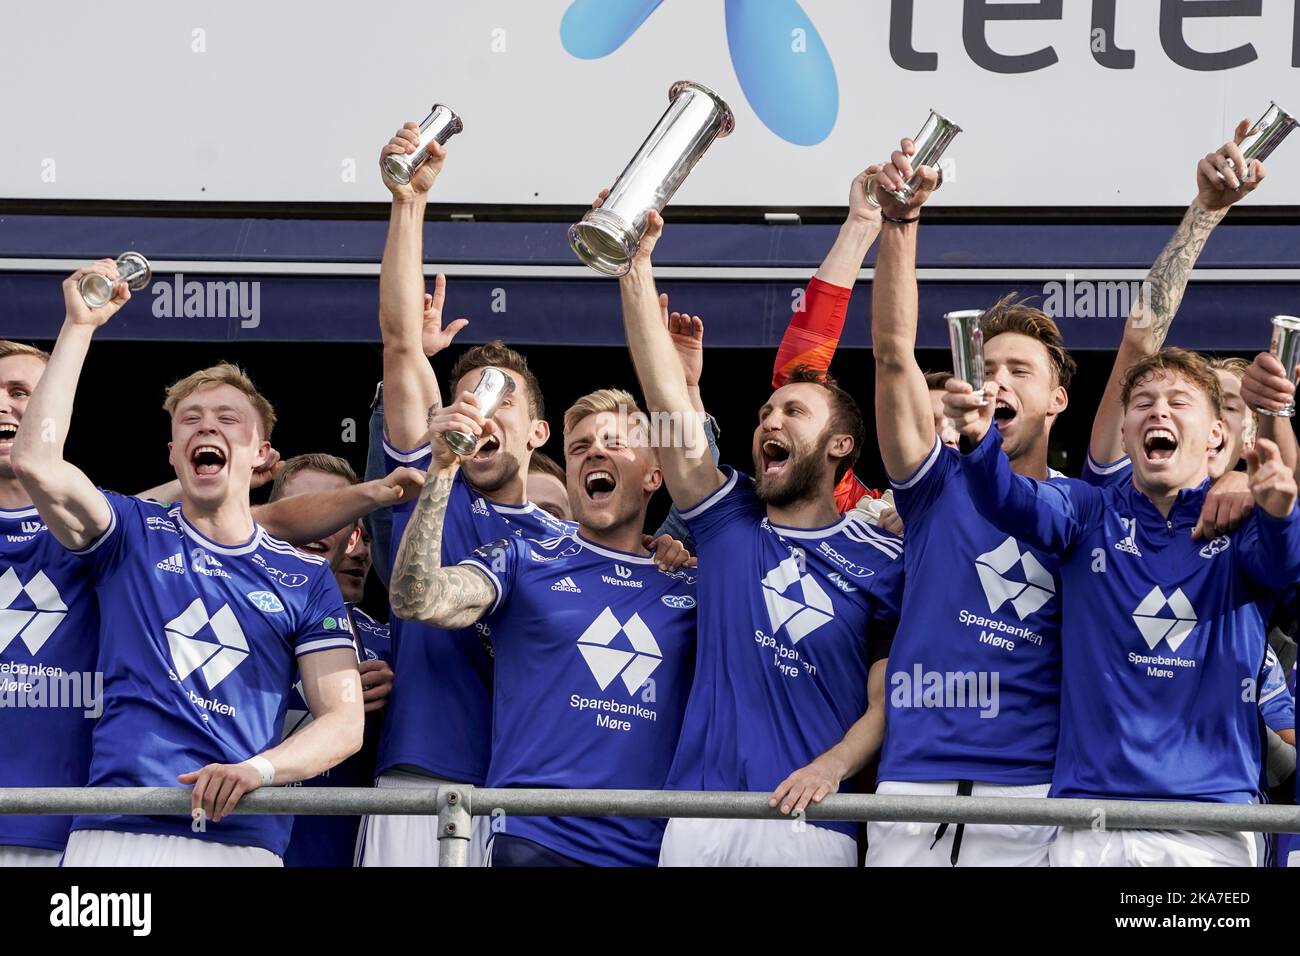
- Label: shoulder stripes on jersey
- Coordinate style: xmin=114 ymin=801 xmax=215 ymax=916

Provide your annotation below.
xmin=678 ymin=469 xmax=741 ymax=521
xmin=890 ymin=436 xmax=942 ymax=491
xmin=459 ymin=557 xmax=504 ymax=615
xmin=843 ymin=517 xmax=904 ymax=559
xmin=261 ymin=535 xmax=329 ymax=566
xmin=70 ymin=490 xmax=121 ymax=555
xmin=1085 ymin=452 xmax=1131 ymax=476
xmin=297 ymin=636 xmax=361 ymax=656
xmin=382 ymin=438 xmax=432 ymax=464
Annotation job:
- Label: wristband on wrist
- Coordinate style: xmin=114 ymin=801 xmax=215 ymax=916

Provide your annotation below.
xmin=881 ymin=212 xmax=920 ymax=225
xmin=243 ymin=755 xmax=275 ymax=786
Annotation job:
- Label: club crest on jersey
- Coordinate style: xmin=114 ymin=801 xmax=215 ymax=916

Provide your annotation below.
xmin=575 ymin=607 xmax=662 ymax=695
xmin=1132 ymin=585 xmax=1197 ymax=652
xmin=1198 ymin=535 xmax=1231 ymax=559
xmin=827 ymin=571 xmax=858 ymax=593
xmin=190 ymin=548 xmax=230 ymax=579
xmin=761 ymin=555 xmax=834 ymax=643
xmin=974 ymin=537 xmax=1055 ymax=620
xmin=246 ymin=590 xmax=285 ymax=613
xmin=0 ymin=568 xmax=68 ymax=656
xmin=661 ymin=594 xmax=696 ymax=609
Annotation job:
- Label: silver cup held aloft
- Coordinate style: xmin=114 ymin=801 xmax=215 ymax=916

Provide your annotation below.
xmin=868 ymin=109 xmax=963 ymax=209
xmin=383 ymin=104 xmax=465 ymax=186
xmin=445 ymin=367 xmax=515 ymax=456
xmin=78 ymin=252 xmax=151 ymax=309
xmin=1223 ymin=102 xmax=1297 ymax=183
xmin=946 ymin=310 xmax=987 ymax=405
xmin=1260 ymin=315 xmax=1300 ymax=418
xmin=570 ymin=81 xmax=735 ymax=277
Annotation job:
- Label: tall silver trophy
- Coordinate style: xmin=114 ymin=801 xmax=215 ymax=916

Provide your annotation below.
xmin=946 ymin=309 xmax=986 ymax=404
xmin=78 ymin=252 xmax=151 ymax=308
xmin=570 ymin=81 xmax=734 ymax=276
xmin=1224 ymin=102 xmax=1297 ymax=183
xmin=383 ymin=104 xmax=464 ymax=186
xmin=868 ymin=109 xmax=963 ymax=208
xmin=1260 ymin=315 xmax=1300 ymax=417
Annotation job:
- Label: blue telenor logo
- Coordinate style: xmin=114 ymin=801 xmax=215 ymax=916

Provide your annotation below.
xmin=560 ymin=0 xmax=838 ymax=146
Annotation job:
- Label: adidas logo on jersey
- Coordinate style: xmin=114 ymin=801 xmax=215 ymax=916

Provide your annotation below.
xmin=551 ymin=576 xmax=582 ymax=593
xmin=164 ymin=598 xmax=249 ymax=690
xmin=1132 ymin=586 xmax=1197 ymax=652
xmin=576 ymin=607 xmax=662 ymax=695
xmin=156 ymin=553 xmax=186 ymax=574
xmin=0 ymin=568 xmax=68 ymax=656
xmin=761 ymin=555 xmax=834 ymax=644
xmin=471 ymin=497 xmax=490 ymax=517
xmin=974 ymin=537 xmax=1055 ymax=620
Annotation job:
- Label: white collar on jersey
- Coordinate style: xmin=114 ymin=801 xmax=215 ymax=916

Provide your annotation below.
xmin=173 ymin=506 xmax=265 ymax=556
xmin=765 ymin=514 xmax=854 ymax=539
xmin=570 ymin=531 xmax=656 ymax=564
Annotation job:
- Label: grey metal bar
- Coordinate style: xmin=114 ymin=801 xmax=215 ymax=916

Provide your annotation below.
xmin=437 ymin=786 xmax=472 ymax=868
xmin=2 ymin=787 xmax=1298 ymax=834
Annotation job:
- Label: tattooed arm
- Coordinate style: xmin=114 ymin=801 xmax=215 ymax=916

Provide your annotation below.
xmin=389 ymin=392 xmax=498 ymax=629
xmin=1089 ymin=121 xmax=1266 ymax=467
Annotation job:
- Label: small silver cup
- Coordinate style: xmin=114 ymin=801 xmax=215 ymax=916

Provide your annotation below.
xmin=946 ymin=309 xmax=986 ymax=405
xmin=383 ymin=104 xmax=464 ymax=186
xmin=1259 ymin=315 xmax=1300 ymax=418
xmin=78 ymin=252 xmax=151 ymax=308
xmin=445 ymin=367 xmax=515 ymax=456
xmin=868 ymin=109 xmax=963 ymax=208
xmin=1224 ymin=102 xmax=1297 ymax=183
xmin=570 ymin=81 xmax=734 ymax=277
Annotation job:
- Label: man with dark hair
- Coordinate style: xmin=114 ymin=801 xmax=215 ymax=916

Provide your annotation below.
xmin=527 ymin=453 xmax=571 ymax=522
xmin=947 ymin=347 xmax=1300 ymax=866
xmin=617 ymin=210 xmax=903 ymax=866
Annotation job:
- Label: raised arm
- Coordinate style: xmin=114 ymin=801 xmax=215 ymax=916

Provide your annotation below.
xmin=1090 ymin=121 xmax=1265 ymax=466
xmin=252 ymin=468 xmax=424 ymax=545
xmin=12 ymin=265 xmax=122 ymax=550
xmin=1241 ymin=351 xmax=1300 ymax=479
xmin=618 ymin=212 xmax=724 ymax=508
xmin=379 ymin=125 xmax=466 ymax=452
xmin=1239 ymin=438 xmax=1300 ymax=591
xmin=870 ymin=140 xmax=943 ymax=481
xmin=389 ymin=395 xmax=498 ymax=628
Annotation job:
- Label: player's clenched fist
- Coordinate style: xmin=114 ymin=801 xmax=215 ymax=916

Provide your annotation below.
xmin=1247 ymin=438 xmax=1297 ymax=518
xmin=942 ymin=379 xmax=998 ymax=445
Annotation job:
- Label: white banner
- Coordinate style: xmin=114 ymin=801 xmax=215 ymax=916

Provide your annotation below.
xmin=4 ymin=0 xmax=1299 ymax=206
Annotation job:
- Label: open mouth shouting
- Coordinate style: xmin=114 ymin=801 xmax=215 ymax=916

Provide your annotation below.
xmin=0 ymin=422 xmax=18 ymax=446
xmin=190 ymin=443 xmax=227 ymax=479
xmin=760 ymin=437 xmax=791 ymax=476
xmin=993 ymin=398 xmax=1017 ymax=429
xmin=583 ymin=468 xmax=617 ymax=504
xmin=1142 ymin=426 xmax=1178 ymax=464
xmin=471 ymin=434 xmax=501 ymax=464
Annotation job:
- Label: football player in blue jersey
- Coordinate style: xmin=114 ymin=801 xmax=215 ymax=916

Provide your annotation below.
xmin=614 ymin=212 xmax=903 ymax=867
xmin=391 ymin=387 xmax=696 ymax=866
xmin=947 ymin=348 xmax=1300 ymax=866
xmin=10 ymin=264 xmax=387 ymax=866
xmin=868 ymin=144 xmax=1070 ymax=866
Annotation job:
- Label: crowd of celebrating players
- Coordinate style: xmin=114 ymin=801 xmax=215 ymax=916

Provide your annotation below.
xmin=0 ymin=117 xmax=1296 ymax=868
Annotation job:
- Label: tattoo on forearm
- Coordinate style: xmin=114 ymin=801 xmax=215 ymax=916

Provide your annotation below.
xmin=390 ymin=471 xmax=493 ymax=627
xmin=425 ymin=398 xmax=442 ymax=427
xmin=1138 ymin=204 xmax=1226 ymax=345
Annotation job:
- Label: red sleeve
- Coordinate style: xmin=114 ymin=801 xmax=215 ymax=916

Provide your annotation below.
xmin=772 ymin=277 xmax=852 ymax=388
xmin=835 ymin=471 xmax=878 ymax=514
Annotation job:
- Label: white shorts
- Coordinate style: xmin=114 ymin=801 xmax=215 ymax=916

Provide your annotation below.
xmin=0 ymin=845 xmax=61 ymax=867
xmin=865 ymin=780 xmax=1055 ymax=867
xmin=356 ymin=770 xmax=487 ymax=867
xmin=658 ymin=817 xmax=857 ymax=867
xmin=62 ymin=830 xmax=281 ymax=867
xmin=1051 ymin=826 xmax=1257 ymax=867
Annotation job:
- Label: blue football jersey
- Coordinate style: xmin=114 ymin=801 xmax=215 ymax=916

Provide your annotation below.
xmin=1082 ymin=452 xmax=1132 ymax=488
xmin=1260 ymin=645 xmax=1295 ymax=735
xmin=665 ymin=468 xmax=902 ymax=839
xmin=880 ymin=438 xmax=1063 ymax=786
xmin=377 ymin=440 xmax=572 ymax=785
xmin=461 ymin=532 xmax=696 ymax=866
xmin=0 ymin=507 xmax=98 ymax=852
xmin=961 ymin=428 xmax=1300 ymax=803
xmin=70 ymin=493 xmax=356 ymax=855
xmin=282 ymin=604 xmax=391 ymax=868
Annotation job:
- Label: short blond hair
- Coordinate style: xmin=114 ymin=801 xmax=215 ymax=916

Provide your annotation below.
xmin=268 ymin=453 xmax=359 ymax=502
xmin=563 ymin=388 xmax=642 ymax=440
xmin=163 ymin=363 xmax=276 ymax=440
xmin=1206 ymin=355 xmax=1250 ymax=380
xmin=0 ymin=341 xmax=50 ymax=364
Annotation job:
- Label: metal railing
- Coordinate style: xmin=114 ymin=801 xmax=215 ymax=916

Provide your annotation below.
xmin=4 ymin=787 xmax=1298 ymax=866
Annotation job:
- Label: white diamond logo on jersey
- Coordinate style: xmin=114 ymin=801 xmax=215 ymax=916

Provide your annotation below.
xmin=0 ymin=568 xmax=68 ymax=656
xmin=1132 ymin=586 xmax=1197 ymax=652
xmin=164 ymin=598 xmax=250 ymax=689
xmin=575 ymin=607 xmax=663 ymax=695
xmin=974 ymin=537 xmax=1055 ymax=620
xmin=760 ymin=555 xmax=834 ymax=644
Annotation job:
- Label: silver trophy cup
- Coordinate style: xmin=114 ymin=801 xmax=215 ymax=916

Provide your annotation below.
xmin=78 ymin=252 xmax=152 ymax=308
xmin=868 ymin=109 xmax=963 ymax=208
xmin=1260 ymin=315 xmax=1300 ymax=418
xmin=569 ymin=81 xmax=735 ymax=277
xmin=383 ymin=104 xmax=464 ymax=186
xmin=946 ymin=309 xmax=986 ymax=405
xmin=445 ymin=367 xmax=515 ymax=456
xmin=1223 ymin=102 xmax=1297 ymax=183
